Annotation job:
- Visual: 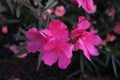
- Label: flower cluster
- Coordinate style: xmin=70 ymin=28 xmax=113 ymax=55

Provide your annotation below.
xmin=26 ymin=16 xmax=102 ymax=69
xmin=71 ymin=0 xmax=96 ymax=13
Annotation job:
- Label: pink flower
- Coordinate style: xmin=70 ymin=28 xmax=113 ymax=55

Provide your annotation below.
xmin=114 ymin=24 xmax=120 ymax=34
xmin=42 ymin=42 xmax=72 ymax=69
xmin=71 ymin=0 xmax=96 ymax=14
xmin=9 ymin=45 xmax=28 ymax=58
xmin=26 ymin=28 xmax=48 ymax=53
xmin=1 ymin=25 xmax=8 ymax=34
xmin=42 ymin=8 xmax=53 ymax=20
xmin=41 ymin=20 xmax=72 ymax=69
xmin=106 ymin=34 xmax=116 ymax=42
xmin=26 ymin=20 xmax=72 ymax=69
xmin=54 ymin=5 xmax=66 ymax=17
xmin=71 ymin=16 xmax=102 ymax=60
xmin=108 ymin=8 xmax=116 ymax=18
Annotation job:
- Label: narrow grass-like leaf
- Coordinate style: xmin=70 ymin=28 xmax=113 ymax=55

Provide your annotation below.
xmin=112 ymin=56 xmax=118 ymax=77
xmin=20 ymin=0 xmax=38 ymax=13
xmin=106 ymin=55 xmax=110 ymax=66
xmin=114 ymin=58 xmax=120 ymax=67
xmin=45 ymin=0 xmax=54 ymax=9
xmin=14 ymin=49 xmax=27 ymax=57
xmin=19 ymin=28 xmax=26 ymax=35
xmin=80 ymin=54 xmax=84 ymax=71
xmin=16 ymin=6 xmax=21 ymax=18
xmin=17 ymin=44 xmax=26 ymax=51
xmin=14 ymin=35 xmax=29 ymax=41
xmin=5 ymin=0 xmax=14 ymax=15
xmin=93 ymin=57 xmax=106 ymax=67
xmin=36 ymin=54 xmax=42 ymax=71
xmin=0 ymin=19 xmax=19 ymax=25
xmin=90 ymin=61 xmax=99 ymax=70
xmin=84 ymin=60 xmax=93 ymax=71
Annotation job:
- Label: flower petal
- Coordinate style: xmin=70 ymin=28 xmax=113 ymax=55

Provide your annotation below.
xmin=49 ymin=20 xmax=67 ymax=32
xmin=58 ymin=53 xmax=71 ymax=69
xmin=92 ymin=35 xmax=102 ymax=45
xmin=26 ymin=28 xmax=43 ymax=40
xmin=77 ymin=20 xmax=91 ymax=29
xmin=42 ymin=50 xmax=58 ymax=66
xmin=78 ymin=16 xmax=85 ymax=22
xmin=40 ymin=29 xmax=53 ymax=37
xmin=86 ymin=44 xmax=99 ymax=56
xmin=77 ymin=0 xmax=83 ymax=7
xmin=71 ymin=28 xmax=84 ymax=40
xmin=55 ymin=29 xmax=69 ymax=42
xmin=61 ymin=43 xmax=73 ymax=59
xmin=82 ymin=0 xmax=95 ymax=13
xmin=44 ymin=40 xmax=56 ymax=51
xmin=83 ymin=32 xmax=102 ymax=46
xmin=79 ymin=39 xmax=91 ymax=60
xmin=26 ymin=41 xmax=42 ymax=53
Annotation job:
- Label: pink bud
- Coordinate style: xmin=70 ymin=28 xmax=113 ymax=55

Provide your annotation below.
xmin=54 ymin=5 xmax=66 ymax=17
xmin=114 ymin=24 xmax=120 ymax=34
xmin=1 ymin=25 xmax=8 ymax=34
xmin=106 ymin=34 xmax=116 ymax=42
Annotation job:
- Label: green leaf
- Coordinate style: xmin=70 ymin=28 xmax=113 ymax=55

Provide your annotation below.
xmin=90 ymin=61 xmax=99 ymax=70
xmin=115 ymin=58 xmax=120 ymax=67
xmin=45 ymin=0 xmax=54 ymax=8
xmin=36 ymin=54 xmax=42 ymax=71
xmin=19 ymin=28 xmax=26 ymax=35
xmin=80 ymin=54 xmax=84 ymax=71
xmin=17 ymin=44 xmax=26 ymax=51
xmin=0 ymin=19 xmax=19 ymax=25
xmin=112 ymin=56 xmax=118 ymax=77
xmin=20 ymin=0 xmax=38 ymax=14
xmin=45 ymin=0 xmax=57 ymax=9
xmin=14 ymin=35 xmax=28 ymax=41
xmin=5 ymin=0 xmax=14 ymax=15
xmin=105 ymin=55 xmax=110 ymax=66
xmin=84 ymin=60 xmax=93 ymax=71
xmin=14 ymin=49 xmax=27 ymax=57
xmin=46 ymin=14 xmax=55 ymax=19
xmin=93 ymin=57 xmax=106 ymax=67
xmin=16 ymin=6 xmax=21 ymax=18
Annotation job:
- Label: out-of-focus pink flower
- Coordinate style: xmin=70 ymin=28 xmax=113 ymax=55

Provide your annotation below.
xmin=46 ymin=9 xmax=53 ymax=14
xmin=42 ymin=8 xmax=53 ymax=20
xmin=106 ymin=34 xmax=116 ymax=42
xmin=0 ymin=14 xmax=8 ymax=34
xmin=33 ymin=1 xmax=38 ymax=7
xmin=17 ymin=53 xmax=28 ymax=58
xmin=41 ymin=20 xmax=72 ymax=69
xmin=71 ymin=0 xmax=96 ymax=14
xmin=10 ymin=45 xmax=19 ymax=54
xmin=77 ymin=16 xmax=91 ymax=29
xmin=26 ymin=28 xmax=48 ymax=53
xmin=9 ymin=45 xmax=27 ymax=58
xmin=78 ymin=16 xmax=86 ymax=22
xmin=101 ymin=40 xmax=107 ymax=46
xmin=108 ymin=8 xmax=116 ymax=18
xmin=1 ymin=25 xmax=8 ymax=34
xmin=114 ymin=24 xmax=120 ymax=34
xmin=90 ymin=27 xmax=98 ymax=34
xmin=54 ymin=5 xmax=66 ymax=17
xmin=71 ymin=16 xmax=102 ymax=60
